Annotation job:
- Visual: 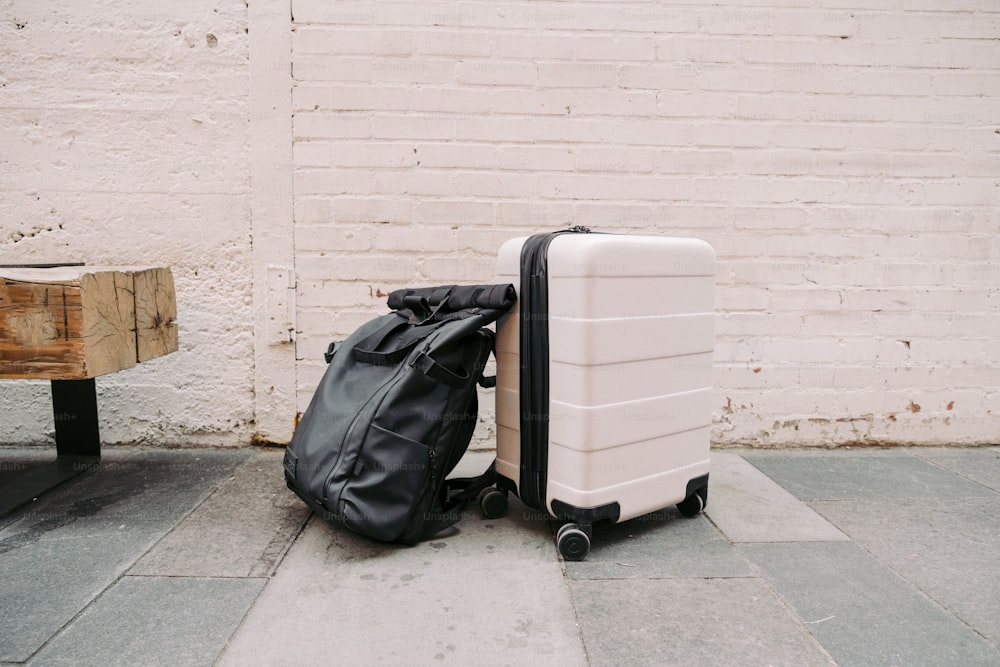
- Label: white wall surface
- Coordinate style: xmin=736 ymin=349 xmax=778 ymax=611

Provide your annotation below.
xmin=2 ymin=1 xmax=998 ymax=448
xmin=1 ymin=0 xmax=256 ymax=445
xmin=290 ymin=0 xmax=1000 ymax=447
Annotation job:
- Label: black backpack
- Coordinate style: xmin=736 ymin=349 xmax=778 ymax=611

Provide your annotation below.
xmin=283 ymin=283 xmax=516 ymax=545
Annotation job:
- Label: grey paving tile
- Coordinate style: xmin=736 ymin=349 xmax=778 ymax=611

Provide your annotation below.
xmin=564 ymin=511 xmax=752 ymax=580
xmin=130 ymin=449 xmax=310 ymax=578
xmin=740 ymin=541 xmax=1000 ymax=667
xmin=705 ymin=452 xmax=848 ymax=543
xmin=914 ymin=446 xmax=1000 ymax=492
xmin=744 ymin=452 xmax=995 ymax=501
xmin=0 ymin=448 xmax=249 ymax=663
xmin=570 ymin=577 xmax=835 ymax=667
xmin=28 ymin=576 xmax=265 ymax=667
xmin=218 ymin=501 xmax=586 ymax=666
xmin=812 ymin=496 xmax=1000 ymax=647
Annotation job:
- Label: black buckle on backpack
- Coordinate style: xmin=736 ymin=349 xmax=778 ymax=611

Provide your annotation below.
xmin=324 ymin=341 xmax=337 ymax=364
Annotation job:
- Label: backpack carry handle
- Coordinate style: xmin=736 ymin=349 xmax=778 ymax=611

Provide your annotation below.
xmin=354 ymin=284 xmax=515 ymax=369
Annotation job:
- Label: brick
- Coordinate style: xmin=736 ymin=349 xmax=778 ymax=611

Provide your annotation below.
xmin=537 ymin=63 xmax=618 ymax=89
xmin=697 ymin=8 xmax=783 ymax=36
xmin=372 ymin=225 xmax=458 ymax=252
xmin=768 ymin=287 xmax=844 ymax=311
xmin=495 ymin=201 xmax=574 ymax=228
xmin=716 ymin=258 xmax=813 ymax=285
xmin=409 ymin=143 xmax=495 ymax=170
xmin=573 ymin=146 xmax=655 ymax=173
xmin=371 ymin=58 xmax=453 ymax=84
xmin=620 ymin=63 xmax=699 ymax=90
xmin=291 ymin=0 xmax=379 ymax=25
xmin=851 ymin=69 xmax=936 ymax=97
xmin=412 ymin=30 xmax=494 ymax=57
xmin=293 ymin=113 xmax=372 ymax=140
xmin=772 ymin=124 xmax=849 ymax=149
xmin=293 ymin=84 xmax=412 ymax=112
xmin=372 ymin=114 xmax=456 ymax=140
xmin=372 ymin=170 xmax=457 ymax=196
xmin=294 ymin=197 xmax=335 ymax=225
xmin=494 ymin=33 xmax=576 ymax=60
xmin=715 ymin=287 xmax=773 ymax=312
xmin=484 ymin=89 xmax=576 ymax=116
xmin=657 ymin=92 xmax=735 ymax=119
xmin=734 ymin=94 xmax=807 ymax=122
xmin=741 ymin=39 xmax=819 ymax=65
xmin=697 ymin=64 xmax=776 ymax=93
xmin=409 ymin=88 xmax=501 ymax=114
xmin=565 ymin=90 xmax=659 ymax=116
xmin=417 ymin=256 xmax=498 ymax=283
xmin=293 ymin=224 xmax=373 ymax=252
xmin=298 ymin=254 xmax=419 ymax=282
xmin=539 ymin=173 xmax=683 ymax=201
xmin=615 ymin=119 xmax=689 ymax=146
xmin=455 ymin=60 xmax=537 ymax=87
xmin=293 ymin=56 xmax=371 ymax=82
xmin=932 ymin=71 xmax=1000 ymax=97
xmin=453 ymin=116 xmax=537 ymax=142
xmin=454 ymin=227 xmax=516 ymax=254
xmin=497 ymin=145 xmax=575 ymax=172
xmin=691 ymin=123 xmax=774 ymax=148
xmin=293 ymin=168 xmax=374 ymax=196
xmin=452 ymin=171 xmax=538 ymax=199
xmin=292 ymin=27 xmax=412 ymax=55
xmin=575 ymin=35 xmax=655 ymax=61
xmin=855 ymin=12 xmax=953 ymax=40
xmin=295 ymin=282 xmax=376 ymax=309
xmin=771 ymin=64 xmax=853 ymax=95
xmin=333 ymin=197 xmax=413 ymax=224
xmin=614 ymin=6 xmax=699 ymax=33
xmin=657 ymin=149 xmax=733 ymax=175
xmin=293 ymin=141 xmax=416 ymax=168
xmin=573 ymin=203 xmax=659 ymax=231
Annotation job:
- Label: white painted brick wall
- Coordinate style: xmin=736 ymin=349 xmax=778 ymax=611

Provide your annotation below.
xmin=2 ymin=1 xmax=997 ymax=449
xmin=290 ymin=0 xmax=1000 ymax=447
xmin=1 ymin=0 xmax=255 ymax=445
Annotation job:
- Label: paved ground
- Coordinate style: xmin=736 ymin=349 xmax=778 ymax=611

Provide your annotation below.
xmin=1 ymin=444 xmax=998 ymax=666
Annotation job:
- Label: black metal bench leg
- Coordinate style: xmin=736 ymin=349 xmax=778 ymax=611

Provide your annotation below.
xmin=0 ymin=380 xmax=101 ymax=516
xmin=51 ymin=378 xmax=102 ymax=459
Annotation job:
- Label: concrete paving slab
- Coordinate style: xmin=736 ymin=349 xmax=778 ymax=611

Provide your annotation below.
xmin=743 ymin=452 xmax=995 ymax=501
xmin=705 ymin=452 xmax=848 ymax=543
xmin=914 ymin=446 xmax=1000 ymax=492
xmin=0 ymin=447 xmax=249 ymax=663
xmin=564 ymin=511 xmax=752 ymax=581
xmin=812 ymin=496 xmax=1000 ymax=648
xmin=130 ymin=448 xmax=310 ymax=578
xmin=217 ymin=503 xmax=586 ymax=666
xmin=740 ymin=541 xmax=1000 ymax=666
xmin=569 ymin=577 xmax=835 ymax=666
xmin=28 ymin=576 xmax=265 ymax=667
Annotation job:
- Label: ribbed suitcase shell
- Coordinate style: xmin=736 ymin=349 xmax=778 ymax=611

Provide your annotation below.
xmin=494 ymin=232 xmax=715 ymax=527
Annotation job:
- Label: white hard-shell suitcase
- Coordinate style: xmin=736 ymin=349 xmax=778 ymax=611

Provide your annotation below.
xmin=484 ymin=228 xmax=716 ymax=560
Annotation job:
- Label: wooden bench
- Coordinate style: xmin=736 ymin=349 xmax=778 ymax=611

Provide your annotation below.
xmin=0 ymin=265 xmax=177 ymax=515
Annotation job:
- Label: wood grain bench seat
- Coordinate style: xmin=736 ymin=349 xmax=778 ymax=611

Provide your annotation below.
xmin=0 ymin=265 xmax=177 ymax=515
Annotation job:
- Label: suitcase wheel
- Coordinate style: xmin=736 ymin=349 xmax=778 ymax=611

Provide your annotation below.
xmin=556 ymin=523 xmax=591 ymax=561
xmin=479 ymin=488 xmax=509 ymax=520
xmin=676 ymin=488 xmax=707 ymax=518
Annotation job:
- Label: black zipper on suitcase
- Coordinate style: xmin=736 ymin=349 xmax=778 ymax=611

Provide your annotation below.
xmin=517 ymin=227 xmax=590 ymax=510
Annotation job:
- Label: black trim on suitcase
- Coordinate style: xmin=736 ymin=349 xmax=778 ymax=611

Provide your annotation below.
xmin=516 ymin=227 xmax=591 ymax=509
xmin=685 ymin=473 xmax=710 ymax=501
xmin=550 ymin=499 xmax=621 ymax=529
